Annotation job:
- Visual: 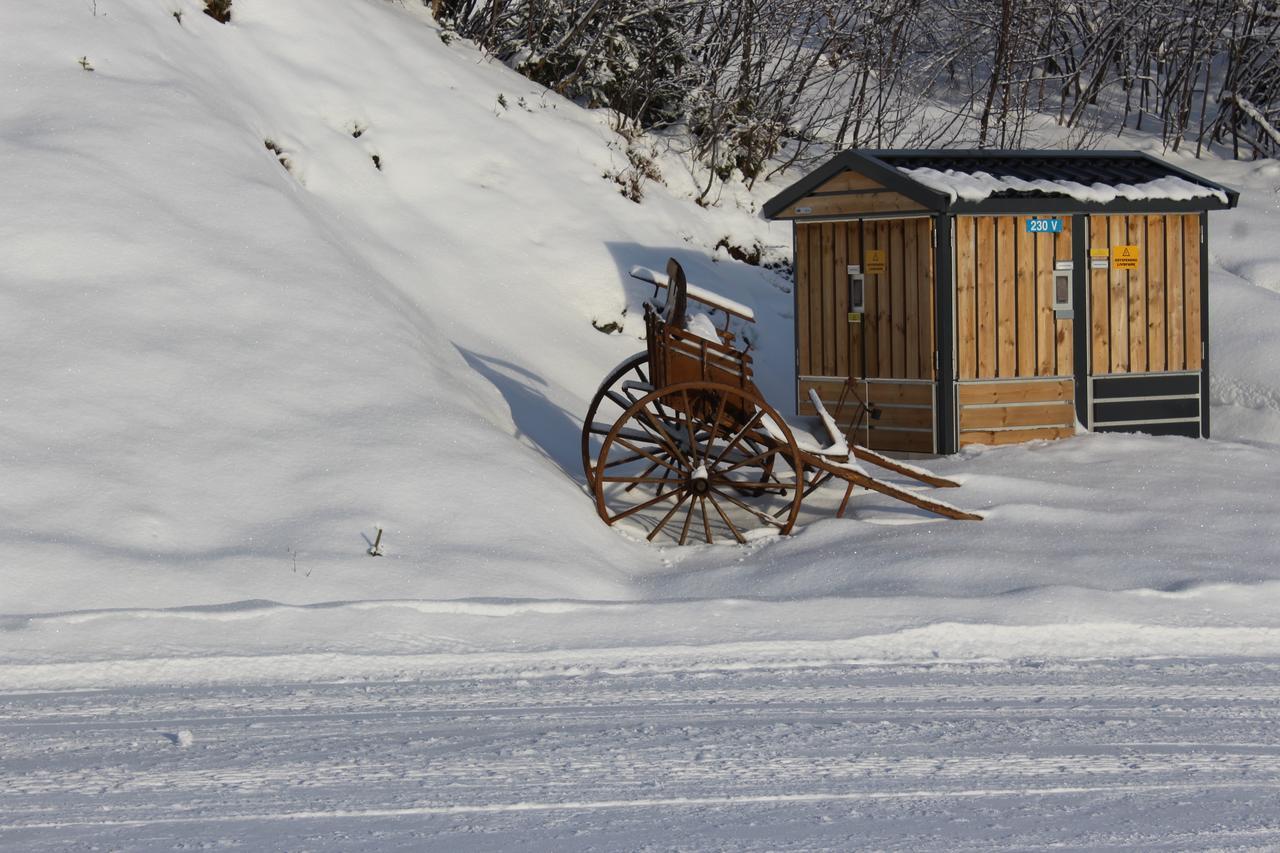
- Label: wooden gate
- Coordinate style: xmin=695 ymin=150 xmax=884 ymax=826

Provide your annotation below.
xmin=951 ymin=215 xmax=1077 ymax=446
xmin=793 ymin=217 xmax=936 ymax=453
xmin=1083 ymin=213 xmax=1205 ymax=437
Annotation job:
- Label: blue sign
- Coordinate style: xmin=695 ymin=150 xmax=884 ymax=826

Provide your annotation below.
xmin=1026 ymin=217 xmax=1064 ymax=234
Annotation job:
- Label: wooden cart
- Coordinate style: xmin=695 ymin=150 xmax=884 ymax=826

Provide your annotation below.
xmin=581 ymin=259 xmax=980 ymax=545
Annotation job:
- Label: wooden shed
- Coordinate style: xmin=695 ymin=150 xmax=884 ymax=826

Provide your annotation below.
xmin=762 ymin=150 xmax=1238 ymax=454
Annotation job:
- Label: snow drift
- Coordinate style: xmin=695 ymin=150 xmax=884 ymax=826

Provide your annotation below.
xmin=3 ymin=0 xmax=1280 ymax=682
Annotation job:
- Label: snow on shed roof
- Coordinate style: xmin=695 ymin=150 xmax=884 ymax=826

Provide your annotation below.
xmin=882 ymin=152 xmax=1229 ymax=205
xmin=762 ymin=149 xmax=1239 ymax=218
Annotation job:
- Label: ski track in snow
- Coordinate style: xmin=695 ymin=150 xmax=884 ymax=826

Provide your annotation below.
xmin=3 ymin=658 xmax=1280 ymax=851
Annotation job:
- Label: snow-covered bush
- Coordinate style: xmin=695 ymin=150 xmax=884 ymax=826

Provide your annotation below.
xmin=436 ymin=0 xmax=1280 ymax=194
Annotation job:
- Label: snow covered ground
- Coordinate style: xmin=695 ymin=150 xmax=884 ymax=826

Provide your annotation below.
xmin=5 ymin=658 xmax=1280 ymax=850
xmin=5 ymin=0 xmax=1280 ymax=847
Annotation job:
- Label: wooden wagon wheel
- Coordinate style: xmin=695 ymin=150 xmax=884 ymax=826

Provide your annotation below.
xmin=581 ymin=352 xmax=656 ymax=490
xmin=593 ymin=381 xmax=805 ymax=545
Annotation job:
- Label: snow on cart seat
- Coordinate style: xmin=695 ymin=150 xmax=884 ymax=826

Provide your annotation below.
xmin=685 ymin=312 xmax=722 ymax=342
xmin=629 ymin=265 xmax=756 ymax=321
xmin=900 ymin=166 xmax=1230 ymax=205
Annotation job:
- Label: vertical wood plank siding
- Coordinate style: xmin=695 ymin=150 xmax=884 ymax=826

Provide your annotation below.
xmin=848 ymin=223 xmax=864 ymax=377
xmin=1038 ymin=221 xmax=1058 ymax=375
xmin=954 ymin=216 xmax=1075 ymax=380
xmin=1185 ymin=215 xmax=1203 ymax=370
xmin=833 ymin=221 xmax=849 ymax=378
xmin=1127 ymin=215 xmax=1147 ymax=372
xmin=1108 ymin=214 xmax=1129 ymax=372
xmin=1015 ymin=221 xmax=1036 ymax=377
xmin=1146 ymin=216 xmax=1166 ymax=372
xmin=820 ymin=223 xmax=835 ymax=375
xmin=890 ymin=221 xmax=907 ymax=376
xmin=956 ymin=217 xmax=977 ymax=378
xmin=1090 ymin=219 xmax=1110 ymax=372
xmin=1054 ymin=222 xmax=1074 ymax=376
xmin=976 ymin=217 xmax=997 ymax=378
xmin=1087 ymin=213 xmax=1202 ymax=374
xmin=864 ymin=223 xmax=880 ymax=377
xmin=1165 ymin=215 xmax=1184 ymax=369
xmin=904 ymin=221 xmax=920 ymax=381
xmin=918 ymin=222 xmax=935 ymax=379
xmin=796 ymin=222 xmax=811 ymax=379
xmin=808 ymin=226 xmax=823 ymax=376
xmin=794 ymin=219 xmax=934 ymax=381
xmin=996 ymin=217 xmax=1017 ymax=377
xmin=876 ymin=220 xmax=892 ymax=375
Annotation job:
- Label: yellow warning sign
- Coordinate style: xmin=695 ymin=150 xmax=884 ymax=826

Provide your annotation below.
xmin=1113 ymin=244 xmax=1140 ymax=270
xmin=1090 ymin=248 xmax=1110 ymax=258
xmin=848 ymin=312 xmax=862 ymax=323
xmin=865 ymin=249 xmax=887 ymax=274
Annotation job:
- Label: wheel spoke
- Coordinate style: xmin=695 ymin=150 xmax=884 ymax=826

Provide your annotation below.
xmin=767 ymin=467 xmax=828 ymax=515
xmin=682 ymin=389 xmax=700 ymax=466
xmin=716 ymin=461 xmax=793 ymax=489
xmin=700 ymin=496 xmax=713 ymax=544
xmin=613 ymin=436 xmax=684 ymax=477
xmin=637 ymin=405 xmax=692 ymax=469
xmin=701 ymin=390 xmax=728 ymax=466
xmin=710 ymin=477 xmax=794 ymax=494
xmin=707 ymin=493 xmax=746 ymax=544
xmin=623 ymin=460 xmax=662 ymax=493
xmin=602 ymin=452 xmax=648 ymax=470
xmin=802 ymin=469 xmax=833 ymax=496
xmin=710 ymin=487 xmax=787 ymax=528
xmin=602 ymin=475 xmax=683 ymax=485
xmin=710 ymin=409 xmax=764 ymax=469
xmin=647 ymin=492 xmax=691 ymax=542
xmin=606 ymin=487 xmax=682 ymax=525
xmin=631 ymin=407 xmax=679 ymax=452
xmin=721 ymin=446 xmax=781 ymax=474
xmin=603 ymin=389 xmax=633 ymax=410
xmin=678 ymin=498 xmax=697 ymax=545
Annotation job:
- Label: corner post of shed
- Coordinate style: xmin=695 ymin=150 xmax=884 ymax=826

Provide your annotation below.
xmin=933 ymin=214 xmax=956 ymax=454
xmin=1200 ymin=211 xmax=1210 ymax=439
xmin=791 ymin=220 xmax=801 ymax=417
xmin=1071 ymin=214 xmax=1089 ymax=427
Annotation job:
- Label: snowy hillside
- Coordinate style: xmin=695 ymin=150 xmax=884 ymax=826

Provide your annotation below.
xmin=4 ymin=0 xmax=1280 ymax=684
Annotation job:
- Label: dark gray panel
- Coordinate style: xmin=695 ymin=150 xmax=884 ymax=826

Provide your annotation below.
xmin=1094 ymin=397 xmax=1200 ymax=423
xmin=1092 ymin=373 xmax=1200 ymax=399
